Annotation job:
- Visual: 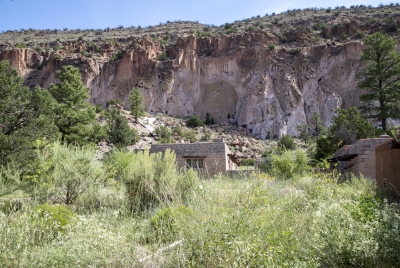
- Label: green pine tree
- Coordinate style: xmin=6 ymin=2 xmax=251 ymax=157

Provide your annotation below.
xmin=49 ymin=66 xmax=97 ymax=145
xmin=357 ymin=32 xmax=400 ymax=131
xmin=107 ymin=111 xmax=139 ymax=148
xmin=129 ymin=87 xmax=145 ymax=123
xmin=0 ymin=60 xmax=59 ymax=169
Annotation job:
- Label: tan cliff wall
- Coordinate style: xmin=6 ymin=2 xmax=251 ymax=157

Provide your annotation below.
xmin=0 ymin=34 xmax=365 ymax=139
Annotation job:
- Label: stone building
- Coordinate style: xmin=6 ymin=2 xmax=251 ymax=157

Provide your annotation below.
xmin=328 ymin=135 xmax=391 ymax=180
xmin=149 ymin=139 xmax=238 ymax=177
xmin=376 ymin=134 xmax=400 ymax=197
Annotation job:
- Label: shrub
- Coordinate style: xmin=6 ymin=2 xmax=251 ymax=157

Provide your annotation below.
xmin=33 ymin=203 xmax=74 ymax=238
xmin=35 ymin=142 xmax=110 ymax=205
xmin=277 ymin=135 xmax=296 ymax=150
xmin=239 ymin=41 xmax=246 ymax=47
xmin=186 ymin=115 xmax=204 ymax=127
xmin=270 ymin=149 xmax=309 ymax=179
xmin=246 ymin=26 xmax=256 ymax=32
xmin=150 ymin=205 xmax=193 ymax=243
xmin=172 ymin=125 xmax=184 ymax=137
xmin=268 ymin=43 xmax=275 ymax=50
xmin=280 ymin=35 xmax=287 ymax=43
xmin=313 ymin=20 xmax=327 ymax=31
xmin=201 ymin=129 xmax=211 ymax=141
xmin=356 ymin=30 xmax=365 ymax=38
xmin=118 ymin=150 xmax=199 ymax=211
xmin=340 ymin=32 xmax=348 ymax=40
xmin=15 ymin=43 xmax=26 ymax=48
xmin=157 ymin=52 xmax=167 ymax=61
xmin=241 ymin=158 xmax=255 ymax=166
xmin=183 ymin=129 xmax=197 ymax=143
xmin=110 ymin=51 xmax=124 ymax=62
xmin=289 ymin=48 xmax=299 ymax=55
xmin=155 ymin=125 xmax=172 ymax=143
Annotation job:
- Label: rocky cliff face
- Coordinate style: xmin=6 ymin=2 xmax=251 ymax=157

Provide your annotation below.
xmin=1 ymin=32 xmax=365 ymax=139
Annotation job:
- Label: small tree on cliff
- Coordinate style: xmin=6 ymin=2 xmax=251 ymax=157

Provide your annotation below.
xmin=129 ymin=87 xmax=145 ymax=123
xmin=49 ymin=66 xmax=97 ymax=145
xmin=357 ymin=32 xmax=400 ymax=131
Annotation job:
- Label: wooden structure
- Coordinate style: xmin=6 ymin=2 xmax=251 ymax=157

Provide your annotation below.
xmin=376 ymin=134 xmax=400 ymax=197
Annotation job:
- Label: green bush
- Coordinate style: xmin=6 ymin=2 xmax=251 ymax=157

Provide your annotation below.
xmin=313 ymin=20 xmax=327 ymax=31
xmin=183 ymin=129 xmax=197 ymax=143
xmin=201 ymin=129 xmax=211 ymax=141
xmin=155 ymin=125 xmax=172 ymax=143
xmin=172 ymin=125 xmax=184 ymax=137
xmin=33 ymin=203 xmax=74 ymax=237
xmin=157 ymin=52 xmax=167 ymax=61
xmin=186 ymin=115 xmax=204 ymax=127
xmin=34 ymin=142 xmax=110 ymax=205
xmin=270 ymin=150 xmax=309 ymax=179
xmin=116 ymin=149 xmax=198 ymax=211
xmin=268 ymin=43 xmax=275 ymax=50
xmin=150 ymin=205 xmax=193 ymax=243
xmin=241 ymin=158 xmax=255 ymax=166
xmin=277 ymin=135 xmax=296 ymax=150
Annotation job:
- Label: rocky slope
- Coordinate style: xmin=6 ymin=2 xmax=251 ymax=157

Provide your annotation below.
xmin=1 ymin=10 xmax=399 ymax=139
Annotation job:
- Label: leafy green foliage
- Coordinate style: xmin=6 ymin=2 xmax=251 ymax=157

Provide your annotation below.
xmin=33 ymin=203 xmax=74 ymax=237
xmin=155 ymin=125 xmax=172 ymax=143
xmin=35 ymin=142 xmax=110 ymax=205
xmin=186 ymin=115 xmax=204 ymax=127
xmin=270 ymin=150 xmax=309 ymax=179
xmin=0 ymin=61 xmax=59 ymax=171
xmin=49 ymin=66 xmax=97 ymax=145
xmin=150 ymin=205 xmax=193 ymax=243
xmin=296 ymin=123 xmax=311 ymax=143
xmin=183 ymin=129 xmax=197 ymax=143
xmin=241 ymin=158 xmax=255 ymax=166
xmin=107 ymin=111 xmax=138 ymax=148
xmin=277 ymin=135 xmax=296 ymax=150
xmin=129 ymin=87 xmax=145 ymax=123
xmin=268 ymin=43 xmax=275 ymax=50
xmin=314 ymin=107 xmax=375 ymax=161
xmin=357 ymin=32 xmax=400 ymax=131
xmin=329 ymin=107 xmax=375 ymax=146
xmin=113 ymin=149 xmax=198 ymax=211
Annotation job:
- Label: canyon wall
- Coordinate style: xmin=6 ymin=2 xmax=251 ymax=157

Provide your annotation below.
xmin=1 ymin=33 xmax=365 ymax=139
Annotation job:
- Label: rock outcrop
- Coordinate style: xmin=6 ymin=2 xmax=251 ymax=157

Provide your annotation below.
xmin=0 ymin=33 xmax=365 ymax=139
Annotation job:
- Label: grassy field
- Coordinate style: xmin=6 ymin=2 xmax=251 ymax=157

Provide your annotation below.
xmin=1 ymin=170 xmax=400 ymax=267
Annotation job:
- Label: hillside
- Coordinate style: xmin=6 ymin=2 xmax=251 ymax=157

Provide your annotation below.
xmin=1 ymin=4 xmax=400 ymax=139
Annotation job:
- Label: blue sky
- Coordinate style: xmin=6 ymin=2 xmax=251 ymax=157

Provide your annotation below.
xmin=0 ymin=0 xmax=396 ymax=32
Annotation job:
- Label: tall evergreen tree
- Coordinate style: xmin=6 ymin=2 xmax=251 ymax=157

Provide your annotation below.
xmin=49 ymin=66 xmax=97 ymax=145
xmin=129 ymin=87 xmax=145 ymax=123
xmin=357 ymin=32 xmax=400 ymax=131
xmin=0 ymin=60 xmax=59 ymax=169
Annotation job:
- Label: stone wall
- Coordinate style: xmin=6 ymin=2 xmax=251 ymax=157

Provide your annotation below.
xmin=347 ymin=138 xmax=391 ymax=180
xmin=149 ymin=141 xmax=237 ymax=177
xmin=376 ymin=137 xmax=400 ymax=197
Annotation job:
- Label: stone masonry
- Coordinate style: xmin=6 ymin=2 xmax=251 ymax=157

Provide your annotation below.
xmin=149 ymin=140 xmax=237 ymax=177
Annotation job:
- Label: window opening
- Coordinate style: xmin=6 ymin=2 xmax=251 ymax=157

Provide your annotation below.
xmin=186 ymin=158 xmax=204 ymax=169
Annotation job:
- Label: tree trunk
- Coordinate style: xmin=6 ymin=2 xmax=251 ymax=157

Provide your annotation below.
xmin=382 ymin=118 xmax=387 ymax=132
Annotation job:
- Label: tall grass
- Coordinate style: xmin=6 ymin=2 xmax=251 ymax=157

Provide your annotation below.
xmin=1 ymin=144 xmax=400 ymax=267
